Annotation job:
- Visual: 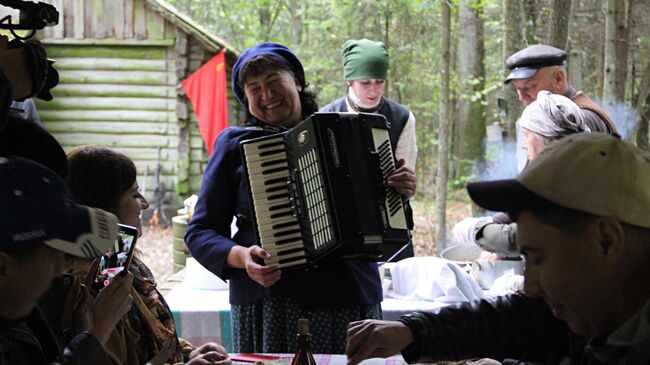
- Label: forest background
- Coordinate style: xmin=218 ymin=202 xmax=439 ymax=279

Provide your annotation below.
xmin=166 ymin=0 xmax=650 ymax=255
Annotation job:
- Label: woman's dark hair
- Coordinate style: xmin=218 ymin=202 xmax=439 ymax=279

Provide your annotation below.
xmin=66 ymin=146 xmax=137 ymax=215
xmin=237 ymin=54 xmax=318 ymax=126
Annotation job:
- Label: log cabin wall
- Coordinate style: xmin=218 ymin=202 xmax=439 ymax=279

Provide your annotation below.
xmin=32 ymin=0 xmax=237 ymax=209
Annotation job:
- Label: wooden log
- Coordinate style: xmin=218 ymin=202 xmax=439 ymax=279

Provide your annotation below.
xmin=59 ymin=70 xmax=173 ymax=85
xmin=46 ymin=45 xmax=166 ymax=59
xmin=36 ymin=97 xmax=175 ymax=111
xmin=54 ymin=58 xmax=172 ymax=71
xmin=43 ymin=38 xmax=174 ymax=47
xmin=189 ymin=138 xmax=205 ymax=149
xmin=51 ymin=84 xmax=175 ymax=98
xmin=53 ymin=132 xmax=170 ymax=148
xmin=62 ymin=146 xmax=178 ymax=161
xmin=190 ymin=149 xmax=206 ymax=161
xmin=132 ymin=160 xmax=176 ymax=175
xmin=45 ymin=121 xmax=168 ymax=134
xmin=189 ymin=176 xmax=203 ymax=193
xmin=39 ymin=110 xmax=174 ymax=122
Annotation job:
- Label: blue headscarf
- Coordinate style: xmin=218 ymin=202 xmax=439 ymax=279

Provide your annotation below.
xmin=231 ymin=42 xmax=305 ymax=106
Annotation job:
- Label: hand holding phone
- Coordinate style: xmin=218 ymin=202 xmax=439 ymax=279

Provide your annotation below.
xmin=91 ymin=224 xmax=138 ymax=292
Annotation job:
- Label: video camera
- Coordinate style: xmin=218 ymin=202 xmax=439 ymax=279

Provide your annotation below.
xmin=0 ymin=0 xmax=59 ymax=102
xmin=0 ymin=0 xmax=58 ymax=38
xmin=0 ymin=0 xmax=60 ymax=134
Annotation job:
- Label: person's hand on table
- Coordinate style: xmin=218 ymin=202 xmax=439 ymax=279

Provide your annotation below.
xmin=244 ymin=245 xmax=281 ymax=288
xmin=185 ymin=351 xmax=231 ymax=365
xmin=188 ymin=342 xmax=230 ymax=364
xmin=346 ymin=320 xmax=414 ymax=365
xmin=386 ymin=159 xmax=416 ymax=199
xmin=466 ymin=359 xmax=502 ymax=365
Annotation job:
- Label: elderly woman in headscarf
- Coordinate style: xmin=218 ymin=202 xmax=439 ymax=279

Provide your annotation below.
xmin=186 ymin=42 xmax=384 ymax=354
xmin=518 ymin=90 xmax=590 ymax=161
xmin=452 ymin=90 xmax=595 ymax=258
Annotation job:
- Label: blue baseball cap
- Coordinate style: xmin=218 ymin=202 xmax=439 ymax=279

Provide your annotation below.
xmin=231 ymin=42 xmax=305 ymax=106
xmin=0 ymin=156 xmax=119 ymax=257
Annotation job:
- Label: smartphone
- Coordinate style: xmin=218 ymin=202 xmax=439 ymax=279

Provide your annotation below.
xmin=91 ymin=224 xmax=139 ymax=291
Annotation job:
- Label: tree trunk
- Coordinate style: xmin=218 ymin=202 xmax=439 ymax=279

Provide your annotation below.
xmin=567 ymin=46 xmax=584 ymax=92
xmin=435 ymin=0 xmax=451 ymax=255
xmin=549 ymin=0 xmax=572 ymax=50
xmin=635 ymin=60 xmax=650 ymax=150
xmin=289 ymin=0 xmax=302 ymax=46
xmin=523 ymin=0 xmax=539 ymax=44
xmin=614 ymin=0 xmax=630 ymax=102
xmin=603 ymin=0 xmax=618 ymax=108
xmin=502 ymin=0 xmax=526 ymax=140
xmin=453 ymin=0 xmax=486 ymax=180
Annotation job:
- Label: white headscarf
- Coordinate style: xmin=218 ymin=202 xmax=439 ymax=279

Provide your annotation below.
xmin=519 ymin=90 xmax=590 ymax=140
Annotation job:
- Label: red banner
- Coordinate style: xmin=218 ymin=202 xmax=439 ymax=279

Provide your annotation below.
xmin=182 ymin=49 xmax=229 ymax=156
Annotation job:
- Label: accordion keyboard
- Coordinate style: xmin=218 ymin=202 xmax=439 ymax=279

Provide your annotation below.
xmin=372 ymin=128 xmax=408 ymax=230
xmin=242 ymin=135 xmax=308 ymax=268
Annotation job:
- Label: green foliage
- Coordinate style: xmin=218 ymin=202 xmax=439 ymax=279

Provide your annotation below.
xmin=166 ymin=0 xmax=650 ymax=201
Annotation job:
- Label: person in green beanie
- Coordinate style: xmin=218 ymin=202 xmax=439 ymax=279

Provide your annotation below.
xmin=320 ymin=39 xmax=417 ymax=198
xmin=321 ymin=39 xmax=417 ymax=261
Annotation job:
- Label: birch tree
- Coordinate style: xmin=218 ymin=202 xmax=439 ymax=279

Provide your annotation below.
xmin=435 ymin=0 xmax=451 ymax=254
xmin=603 ymin=0 xmax=618 ymax=107
xmin=454 ymin=0 xmax=486 ymax=180
xmin=635 ymin=60 xmax=650 ymax=150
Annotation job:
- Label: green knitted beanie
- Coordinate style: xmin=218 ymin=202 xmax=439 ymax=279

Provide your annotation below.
xmin=341 ymin=39 xmax=389 ymax=80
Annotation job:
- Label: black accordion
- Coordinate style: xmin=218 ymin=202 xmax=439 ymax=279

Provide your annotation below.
xmin=240 ymin=112 xmax=411 ymax=270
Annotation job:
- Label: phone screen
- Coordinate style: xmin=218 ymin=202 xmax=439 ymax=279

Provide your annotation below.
xmin=92 ymin=224 xmax=138 ymax=291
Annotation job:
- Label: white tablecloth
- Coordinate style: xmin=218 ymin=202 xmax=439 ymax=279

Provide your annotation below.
xmin=164 ymin=282 xmax=458 ymax=350
xmin=163 ymin=257 xmax=521 ymax=351
xmin=165 ymin=282 xmax=233 ymax=350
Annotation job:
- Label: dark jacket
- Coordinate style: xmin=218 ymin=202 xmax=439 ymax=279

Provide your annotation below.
xmin=398 ymin=293 xmax=588 ymax=364
xmin=0 ymin=307 xmax=111 ymax=365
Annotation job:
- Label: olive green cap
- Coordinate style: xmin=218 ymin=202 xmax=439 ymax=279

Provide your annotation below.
xmin=341 ymin=39 xmax=389 ymax=80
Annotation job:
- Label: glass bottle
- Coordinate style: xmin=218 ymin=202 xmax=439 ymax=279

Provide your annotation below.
xmin=290 ymin=318 xmax=317 ymax=365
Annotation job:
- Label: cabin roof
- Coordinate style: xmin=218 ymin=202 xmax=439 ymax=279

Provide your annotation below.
xmin=145 ymin=0 xmax=240 ymax=57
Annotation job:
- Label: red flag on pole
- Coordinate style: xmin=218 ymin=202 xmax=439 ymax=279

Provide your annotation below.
xmin=182 ymin=49 xmax=229 ymax=156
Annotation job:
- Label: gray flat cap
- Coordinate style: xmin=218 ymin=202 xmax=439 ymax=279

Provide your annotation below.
xmin=504 ymin=44 xmax=567 ymax=84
